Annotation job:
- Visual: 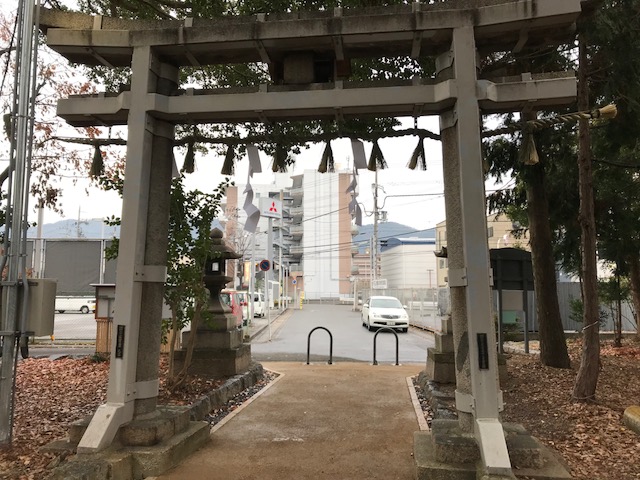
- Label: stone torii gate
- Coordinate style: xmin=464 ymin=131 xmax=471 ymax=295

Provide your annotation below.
xmin=40 ymin=1 xmax=583 ymax=477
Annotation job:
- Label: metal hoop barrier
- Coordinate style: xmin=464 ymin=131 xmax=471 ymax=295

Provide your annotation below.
xmin=372 ymin=327 xmax=400 ymax=366
xmin=306 ymin=326 xmax=333 ymax=365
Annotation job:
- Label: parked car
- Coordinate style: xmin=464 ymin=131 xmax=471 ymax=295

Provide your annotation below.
xmin=55 ymin=296 xmax=95 ymax=314
xmin=361 ymin=296 xmax=409 ymax=332
xmin=236 ymin=291 xmax=249 ymax=325
xmin=220 ymin=290 xmax=243 ymax=328
xmin=252 ymin=292 xmax=266 ymax=318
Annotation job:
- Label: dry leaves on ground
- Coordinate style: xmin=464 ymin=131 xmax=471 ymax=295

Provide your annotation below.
xmin=502 ymin=339 xmax=640 ymax=480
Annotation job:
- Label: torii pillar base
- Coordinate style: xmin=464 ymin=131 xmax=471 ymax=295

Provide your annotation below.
xmin=414 ymin=420 xmax=572 ymax=480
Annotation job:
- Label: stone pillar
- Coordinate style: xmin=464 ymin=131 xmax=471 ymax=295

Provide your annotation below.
xmin=431 ymin=26 xmax=512 ymax=477
xmin=77 ymin=46 xmax=178 ymax=452
xmin=424 ymin=314 xmax=456 ymax=384
xmin=440 ymin=123 xmax=474 ymax=432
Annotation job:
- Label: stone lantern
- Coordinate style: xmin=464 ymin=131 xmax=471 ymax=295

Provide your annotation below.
xmin=202 ymin=228 xmax=241 ymax=326
xmin=174 ymin=228 xmax=251 ymax=377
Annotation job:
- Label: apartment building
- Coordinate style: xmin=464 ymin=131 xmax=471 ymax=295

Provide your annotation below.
xmin=225 ymin=170 xmax=357 ymax=301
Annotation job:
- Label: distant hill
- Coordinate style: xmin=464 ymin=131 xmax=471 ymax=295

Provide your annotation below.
xmin=27 ymin=219 xmax=433 ymax=247
xmin=353 ymin=222 xmax=435 ymax=253
xmin=27 ymin=218 xmax=120 ymax=239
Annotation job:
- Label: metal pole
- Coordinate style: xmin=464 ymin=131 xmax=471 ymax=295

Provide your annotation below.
xmin=249 ymin=232 xmax=255 ymax=320
xmin=0 ymin=0 xmax=38 ymax=445
xmin=267 ymin=217 xmax=272 ymax=341
xmin=34 ymin=202 xmax=44 ymax=278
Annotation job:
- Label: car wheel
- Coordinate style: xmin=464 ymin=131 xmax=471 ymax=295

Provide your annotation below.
xmin=402 ymin=328 xmax=408 ymax=333
xmin=80 ymin=306 xmax=90 ymax=314
xmin=367 ymin=318 xmax=373 ymax=331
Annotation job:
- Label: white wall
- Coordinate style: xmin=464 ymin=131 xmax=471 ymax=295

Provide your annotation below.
xmin=302 ymin=170 xmax=343 ymax=299
xmin=381 ymin=243 xmax=437 ymax=289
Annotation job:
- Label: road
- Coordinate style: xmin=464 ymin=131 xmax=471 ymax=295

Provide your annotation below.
xmin=252 ymin=303 xmax=434 ymax=364
xmin=38 ymin=312 xmax=97 ymax=341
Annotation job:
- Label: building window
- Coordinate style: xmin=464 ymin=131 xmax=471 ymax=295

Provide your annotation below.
xmin=487 ymin=226 xmax=494 ymax=238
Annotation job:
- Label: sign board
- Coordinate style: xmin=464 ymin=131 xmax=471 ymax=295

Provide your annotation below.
xmin=372 ymin=278 xmax=388 ymax=289
xmin=259 ymin=259 xmax=271 ymax=271
xmin=292 ymin=279 xmax=297 ymax=285
xmin=259 ymin=197 xmax=283 ymax=219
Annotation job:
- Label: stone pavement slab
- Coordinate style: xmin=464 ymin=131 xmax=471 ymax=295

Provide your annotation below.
xmin=156 ymin=361 xmax=424 ymax=480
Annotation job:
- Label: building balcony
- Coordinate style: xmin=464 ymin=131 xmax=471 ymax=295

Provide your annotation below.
xmin=290 ymin=245 xmax=304 ymax=257
xmin=290 ymin=206 xmax=303 ymax=218
xmin=290 ymin=187 xmax=303 ymax=199
xmin=290 ymin=225 xmax=304 ymax=237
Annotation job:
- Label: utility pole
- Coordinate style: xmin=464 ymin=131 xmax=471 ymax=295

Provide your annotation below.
xmin=372 ymin=169 xmax=379 ymax=284
xmin=279 ymin=190 xmax=283 ymax=311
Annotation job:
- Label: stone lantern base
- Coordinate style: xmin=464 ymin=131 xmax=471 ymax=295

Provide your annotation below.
xmin=173 ymin=313 xmax=252 ymax=378
xmin=173 ymin=343 xmax=252 ymax=378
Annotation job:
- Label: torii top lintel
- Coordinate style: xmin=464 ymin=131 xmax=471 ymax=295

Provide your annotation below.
xmin=41 ymin=0 xmax=584 ymax=68
xmin=43 ymin=0 xmax=585 ymax=126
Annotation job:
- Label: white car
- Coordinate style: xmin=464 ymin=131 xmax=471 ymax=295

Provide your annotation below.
xmin=362 ymin=296 xmax=409 ymax=333
xmin=252 ymin=292 xmax=266 ymax=318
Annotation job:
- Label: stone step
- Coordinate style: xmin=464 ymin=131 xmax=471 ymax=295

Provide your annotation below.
xmin=415 ymin=421 xmax=573 ymax=480
xmin=51 ymin=421 xmax=210 ymax=480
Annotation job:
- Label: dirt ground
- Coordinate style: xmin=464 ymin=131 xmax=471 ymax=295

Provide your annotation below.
xmin=1 ymin=339 xmax=639 ymax=480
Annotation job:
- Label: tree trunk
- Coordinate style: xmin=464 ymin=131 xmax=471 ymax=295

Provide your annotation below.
xmin=614 ymin=271 xmax=622 ymax=347
xmin=524 ymin=112 xmax=571 ymax=369
xmin=171 ymin=301 xmax=202 ymax=389
xmin=573 ymin=34 xmax=600 ymax=402
xmin=167 ymin=307 xmax=179 ymax=380
xmin=627 ymin=254 xmax=640 ymax=340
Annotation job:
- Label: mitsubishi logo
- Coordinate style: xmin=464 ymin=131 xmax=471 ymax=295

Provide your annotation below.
xmin=269 ymin=202 xmax=278 ymax=213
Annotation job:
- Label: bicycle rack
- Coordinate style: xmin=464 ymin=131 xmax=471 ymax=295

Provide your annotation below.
xmin=372 ymin=327 xmax=400 ymax=366
xmin=306 ymin=326 xmax=333 ymax=365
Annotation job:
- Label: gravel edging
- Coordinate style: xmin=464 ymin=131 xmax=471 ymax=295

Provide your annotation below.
xmin=183 ymin=361 xmax=268 ymax=423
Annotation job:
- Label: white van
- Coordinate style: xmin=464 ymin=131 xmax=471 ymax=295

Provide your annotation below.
xmin=55 ymin=296 xmax=95 ymax=314
xmin=252 ymin=292 xmax=266 ymax=318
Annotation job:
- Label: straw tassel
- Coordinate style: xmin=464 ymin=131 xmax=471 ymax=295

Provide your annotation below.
xmin=367 ymin=140 xmax=387 ymax=171
xmin=408 ymin=137 xmax=426 ymax=170
xmin=519 ymin=129 xmax=539 ymax=166
xmin=318 ymin=141 xmax=334 ymax=173
xmin=90 ymin=145 xmax=104 ymax=177
xmin=592 ymin=103 xmax=617 ymax=119
xmin=220 ymin=145 xmax=235 ymax=175
xmin=183 ymin=142 xmax=195 ymax=173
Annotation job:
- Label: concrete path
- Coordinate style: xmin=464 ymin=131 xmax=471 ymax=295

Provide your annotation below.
xmin=157 ymin=361 xmax=424 ymax=480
